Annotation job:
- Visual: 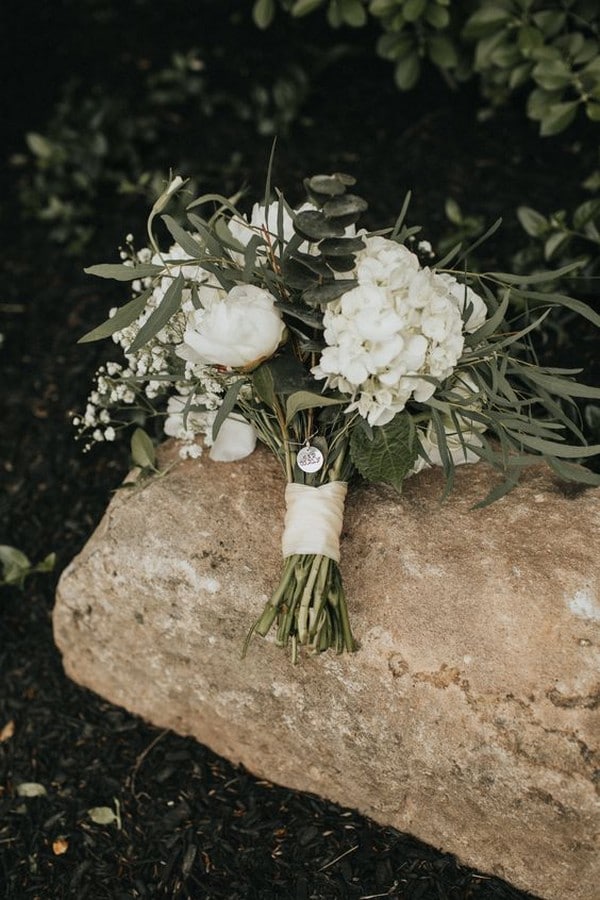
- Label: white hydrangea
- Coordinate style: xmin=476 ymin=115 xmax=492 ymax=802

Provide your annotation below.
xmin=312 ymin=236 xmax=487 ymax=426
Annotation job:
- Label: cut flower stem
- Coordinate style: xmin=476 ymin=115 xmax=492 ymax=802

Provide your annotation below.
xmin=245 ymin=551 xmax=357 ymax=662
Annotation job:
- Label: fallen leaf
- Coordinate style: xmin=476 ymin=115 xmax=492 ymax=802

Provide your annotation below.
xmin=0 ymin=720 xmax=15 ymax=742
xmin=16 ymin=782 xmax=47 ymax=798
xmin=88 ymin=806 xmax=118 ymax=826
xmin=52 ymin=838 xmax=69 ymax=855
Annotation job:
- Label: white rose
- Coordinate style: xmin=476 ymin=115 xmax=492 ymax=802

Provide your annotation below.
xmin=177 ymin=284 xmax=285 ymax=369
xmin=229 ymin=200 xmax=304 ymax=249
xmin=411 ymin=373 xmax=485 ymax=473
xmin=209 ymin=415 xmax=257 ymax=462
xmin=439 ymin=274 xmax=487 ymax=333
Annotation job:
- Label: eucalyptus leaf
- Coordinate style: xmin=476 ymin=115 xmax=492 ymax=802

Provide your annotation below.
xmin=161 ymin=215 xmax=205 ymax=259
xmin=319 ymin=236 xmax=366 ymax=256
xmin=350 ymin=413 xmax=417 ymax=490
xmin=78 ymin=286 xmax=153 ymax=343
xmin=486 ymin=260 xmax=581 ymax=285
xmin=510 ymin=431 xmax=600 ymax=458
xmin=547 ymin=458 xmax=600 ymax=485
xmin=186 ymin=213 xmax=225 ymax=258
xmin=294 ymin=210 xmax=345 ymax=241
xmin=306 ymin=174 xmax=347 ymax=197
xmin=274 ymin=301 xmax=324 ymax=329
xmin=322 ymin=195 xmax=368 ymax=220
xmin=127 ymin=273 xmax=184 ymax=353
xmin=84 ymin=263 xmax=163 ymax=281
xmin=302 ymin=280 xmax=356 ymax=306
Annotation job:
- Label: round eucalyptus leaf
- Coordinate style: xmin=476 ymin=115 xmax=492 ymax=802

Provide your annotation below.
xmin=306 ymin=174 xmax=347 ymax=196
xmin=294 ymin=210 xmax=345 ymax=240
xmin=319 ymin=236 xmax=366 ymax=256
xmin=302 ymin=279 xmax=357 ymax=307
xmin=322 ymin=195 xmax=368 ymax=220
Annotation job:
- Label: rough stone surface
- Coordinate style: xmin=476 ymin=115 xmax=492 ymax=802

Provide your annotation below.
xmin=54 ymin=444 xmax=600 ymax=900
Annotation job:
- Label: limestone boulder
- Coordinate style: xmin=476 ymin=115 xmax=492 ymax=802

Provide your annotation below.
xmin=54 ymin=444 xmax=600 ymax=900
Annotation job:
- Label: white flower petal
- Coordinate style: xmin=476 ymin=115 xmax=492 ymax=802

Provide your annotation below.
xmin=209 ymin=416 xmax=257 ymax=462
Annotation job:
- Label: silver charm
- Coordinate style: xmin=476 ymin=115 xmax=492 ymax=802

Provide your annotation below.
xmin=296 ymin=443 xmax=324 ymax=474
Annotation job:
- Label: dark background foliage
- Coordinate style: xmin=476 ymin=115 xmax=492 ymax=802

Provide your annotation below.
xmin=1 ymin=1 xmax=597 ymax=897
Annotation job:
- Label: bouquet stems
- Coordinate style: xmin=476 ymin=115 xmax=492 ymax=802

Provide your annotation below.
xmin=244 ymin=552 xmax=357 ymax=663
xmin=240 ymin=400 xmax=358 ymax=662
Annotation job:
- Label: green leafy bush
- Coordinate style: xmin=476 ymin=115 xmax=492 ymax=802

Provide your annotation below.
xmin=254 ymin=0 xmax=600 ymax=134
xmin=14 ymin=48 xmax=313 ymax=254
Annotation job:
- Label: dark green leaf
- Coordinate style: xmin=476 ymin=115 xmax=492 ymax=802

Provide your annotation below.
xmin=403 ymin=0 xmax=426 ymax=22
xmin=350 ymin=412 xmax=417 ymax=490
xmin=275 ymin=301 xmax=324 ymax=329
xmin=305 ymin=174 xmax=348 ymax=197
xmin=322 ymin=194 xmax=368 ymax=220
xmin=319 ymin=236 xmax=366 ymax=256
xmin=540 ymin=100 xmax=579 ymax=136
xmin=252 ymin=364 xmax=276 ymax=408
xmin=302 ymin=279 xmax=357 ymax=306
xmin=394 ymin=53 xmax=421 ymax=91
xmin=294 ymin=210 xmax=345 ymax=241
xmin=269 ymin=353 xmax=313 ymax=394
xmin=212 ymin=379 xmax=246 ymax=440
xmin=286 ymin=391 xmax=344 ymax=424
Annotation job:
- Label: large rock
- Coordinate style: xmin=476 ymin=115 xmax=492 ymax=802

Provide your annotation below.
xmin=54 ymin=444 xmax=600 ymax=900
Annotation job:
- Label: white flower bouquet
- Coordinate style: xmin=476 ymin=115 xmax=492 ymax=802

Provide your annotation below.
xmin=78 ymin=170 xmax=600 ymax=661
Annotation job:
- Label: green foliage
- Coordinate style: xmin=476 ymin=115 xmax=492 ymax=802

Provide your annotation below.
xmin=15 ymin=47 xmax=314 ymax=254
xmin=513 ymin=163 xmax=600 ymax=294
xmin=350 ymin=413 xmax=418 ymax=489
xmin=254 ymin=0 xmax=600 ymax=136
xmin=84 ymin=170 xmax=600 ymax=497
xmin=0 ymin=546 xmax=56 ymax=589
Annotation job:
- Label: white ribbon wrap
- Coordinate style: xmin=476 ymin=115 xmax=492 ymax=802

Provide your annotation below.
xmin=281 ymin=481 xmax=348 ymax=563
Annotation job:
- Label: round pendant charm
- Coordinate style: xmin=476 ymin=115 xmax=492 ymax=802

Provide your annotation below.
xmin=296 ymin=444 xmax=324 ymax=474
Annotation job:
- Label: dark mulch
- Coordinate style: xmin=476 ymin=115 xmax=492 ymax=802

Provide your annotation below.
xmin=1 ymin=2 xmax=597 ymax=897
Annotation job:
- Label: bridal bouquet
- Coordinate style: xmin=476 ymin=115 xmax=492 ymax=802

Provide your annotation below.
xmin=77 ymin=169 xmax=600 ymax=661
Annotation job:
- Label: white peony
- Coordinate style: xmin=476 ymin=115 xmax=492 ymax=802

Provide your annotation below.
xmin=228 ymin=200 xmax=306 ymax=250
xmin=177 ymin=284 xmax=285 ymax=369
xmin=209 ymin=415 xmax=257 ymax=462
